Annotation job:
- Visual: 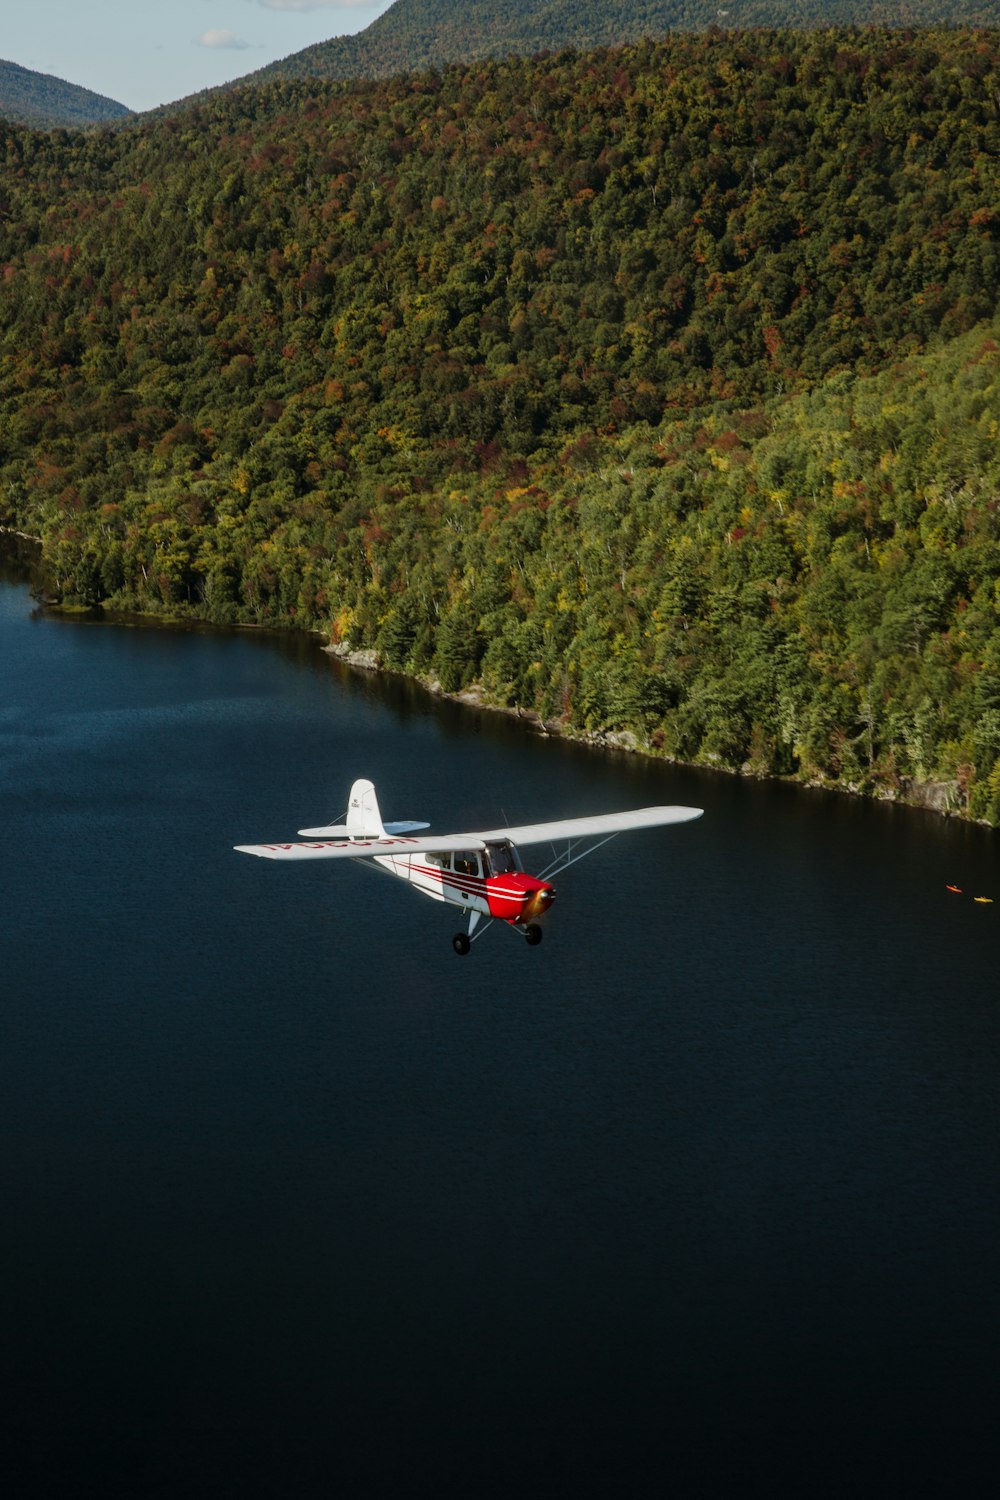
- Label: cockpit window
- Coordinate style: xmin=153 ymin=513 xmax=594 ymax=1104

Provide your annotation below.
xmin=451 ymin=852 xmax=481 ymax=878
xmin=484 ymin=841 xmax=520 ymax=876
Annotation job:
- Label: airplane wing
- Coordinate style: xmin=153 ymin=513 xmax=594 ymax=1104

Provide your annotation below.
xmin=472 ymin=805 xmax=703 ymax=845
xmin=234 ymin=834 xmax=487 ymax=861
xmin=235 ymin=806 xmax=702 ymax=861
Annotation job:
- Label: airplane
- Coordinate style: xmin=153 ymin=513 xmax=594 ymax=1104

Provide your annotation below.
xmin=235 ymin=777 xmax=703 ymax=954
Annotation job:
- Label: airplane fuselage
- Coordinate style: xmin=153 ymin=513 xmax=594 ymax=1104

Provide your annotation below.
xmin=373 ymin=838 xmax=555 ymax=925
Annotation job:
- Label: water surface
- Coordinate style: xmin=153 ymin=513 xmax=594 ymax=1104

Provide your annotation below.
xmin=2 ymin=562 xmax=999 ymax=1495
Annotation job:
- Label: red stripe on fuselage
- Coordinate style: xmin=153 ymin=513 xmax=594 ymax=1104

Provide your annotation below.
xmin=405 ymin=862 xmax=553 ymax=921
xmin=410 ymin=863 xmax=486 ymax=900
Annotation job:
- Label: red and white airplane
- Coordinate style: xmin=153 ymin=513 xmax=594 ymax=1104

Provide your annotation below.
xmin=236 ymin=778 xmax=703 ymax=954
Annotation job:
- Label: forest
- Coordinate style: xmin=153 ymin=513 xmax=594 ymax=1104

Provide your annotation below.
xmin=161 ymin=0 xmax=1000 ymax=109
xmin=2 ymin=29 xmax=1000 ymax=817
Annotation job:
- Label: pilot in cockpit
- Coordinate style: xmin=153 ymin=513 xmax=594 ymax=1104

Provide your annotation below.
xmin=484 ymin=841 xmax=519 ymax=876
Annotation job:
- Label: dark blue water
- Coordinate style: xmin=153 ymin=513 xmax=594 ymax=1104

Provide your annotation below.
xmin=3 ymin=559 xmax=1000 ymax=1497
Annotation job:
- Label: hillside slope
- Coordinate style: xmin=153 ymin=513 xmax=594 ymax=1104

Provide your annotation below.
xmin=0 ymin=58 xmax=131 ymax=130
xmin=2 ymin=31 xmax=1000 ymax=811
xmin=150 ymin=0 xmax=1000 ymax=114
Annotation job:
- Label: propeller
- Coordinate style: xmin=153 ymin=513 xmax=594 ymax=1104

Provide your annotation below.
xmin=523 ymin=885 xmax=556 ymax=921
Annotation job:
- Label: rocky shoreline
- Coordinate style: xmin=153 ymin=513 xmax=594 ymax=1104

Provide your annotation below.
xmin=322 ymin=641 xmax=966 ymax=821
xmin=0 ymin=533 xmax=977 ymax=823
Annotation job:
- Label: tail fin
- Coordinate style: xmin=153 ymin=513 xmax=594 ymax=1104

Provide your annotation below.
xmin=346 ymin=778 xmax=386 ymax=839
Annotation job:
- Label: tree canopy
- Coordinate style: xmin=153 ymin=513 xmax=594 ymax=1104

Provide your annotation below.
xmin=2 ymin=29 xmax=1000 ymax=813
xmin=152 ymin=1 xmax=1000 ymax=113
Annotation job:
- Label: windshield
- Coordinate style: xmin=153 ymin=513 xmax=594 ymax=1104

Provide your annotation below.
xmin=485 ymin=841 xmax=520 ymax=876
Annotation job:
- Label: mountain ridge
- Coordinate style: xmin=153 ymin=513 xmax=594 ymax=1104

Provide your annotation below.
xmin=6 ymin=3 xmax=1000 ymax=129
xmin=0 ymin=58 xmax=131 ymax=130
xmin=143 ymin=0 xmax=1000 ymax=119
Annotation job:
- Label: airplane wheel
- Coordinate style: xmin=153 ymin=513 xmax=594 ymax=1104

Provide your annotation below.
xmin=452 ymin=933 xmax=471 ymax=956
xmin=525 ymin=924 xmax=543 ymax=946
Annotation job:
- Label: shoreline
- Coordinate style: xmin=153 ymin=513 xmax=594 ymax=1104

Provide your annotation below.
xmin=0 ymin=526 xmax=42 ymax=544
xmin=0 ymin=534 xmax=977 ymax=828
xmin=322 ymin=641 xmax=970 ymax=827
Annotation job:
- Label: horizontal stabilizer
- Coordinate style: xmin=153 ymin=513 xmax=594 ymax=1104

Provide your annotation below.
xmin=297 ymin=818 xmax=430 ymax=837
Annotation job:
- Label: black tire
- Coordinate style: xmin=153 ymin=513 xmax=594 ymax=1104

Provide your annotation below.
xmin=525 ymin=924 xmax=543 ymax=946
xmin=452 ymin=933 xmax=471 ymax=956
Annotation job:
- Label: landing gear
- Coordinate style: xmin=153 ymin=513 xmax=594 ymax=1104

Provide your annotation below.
xmin=453 ymin=920 xmax=543 ymax=951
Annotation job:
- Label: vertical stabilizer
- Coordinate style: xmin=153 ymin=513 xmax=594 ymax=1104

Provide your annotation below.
xmin=346 ymin=779 xmax=386 ymax=839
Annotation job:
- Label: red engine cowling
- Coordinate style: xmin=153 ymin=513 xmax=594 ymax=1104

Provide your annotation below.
xmin=485 ymin=873 xmax=556 ymax=923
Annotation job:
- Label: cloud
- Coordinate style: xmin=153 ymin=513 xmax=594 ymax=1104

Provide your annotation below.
xmin=198 ymin=30 xmax=250 ymax=50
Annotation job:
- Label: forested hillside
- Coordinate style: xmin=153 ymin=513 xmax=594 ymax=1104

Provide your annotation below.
xmin=247 ymin=0 xmax=1000 ymax=88
xmin=3 ymin=30 xmax=1000 ymax=813
xmin=158 ymin=0 xmax=1000 ymax=109
xmin=0 ymin=59 xmax=130 ymax=130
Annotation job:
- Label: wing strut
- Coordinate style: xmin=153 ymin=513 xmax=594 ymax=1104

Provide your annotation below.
xmin=532 ymin=830 xmax=624 ymax=882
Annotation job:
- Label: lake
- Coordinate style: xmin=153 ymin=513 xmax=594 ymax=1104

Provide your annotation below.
xmin=2 ymin=553 xmax=999 ymax=1496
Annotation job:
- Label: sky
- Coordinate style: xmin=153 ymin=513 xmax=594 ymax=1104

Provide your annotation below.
xmin=3 ymin=0 xmax=398 ymax=113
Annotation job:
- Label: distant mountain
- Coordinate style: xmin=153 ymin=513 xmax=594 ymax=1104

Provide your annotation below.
xmin=163 ymin=0 xmax=1000 ymax=106
xmin=0 ymin=58 xmax=131 ymax=130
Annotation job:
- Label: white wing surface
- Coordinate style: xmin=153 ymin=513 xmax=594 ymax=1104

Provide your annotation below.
xmin=235 ymin=834 xmax=487 ymax=861
xmin=235 ymin=805 xmax=701 ymax=861
xmin=474 ymin=805 xmax=703 ymax=845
